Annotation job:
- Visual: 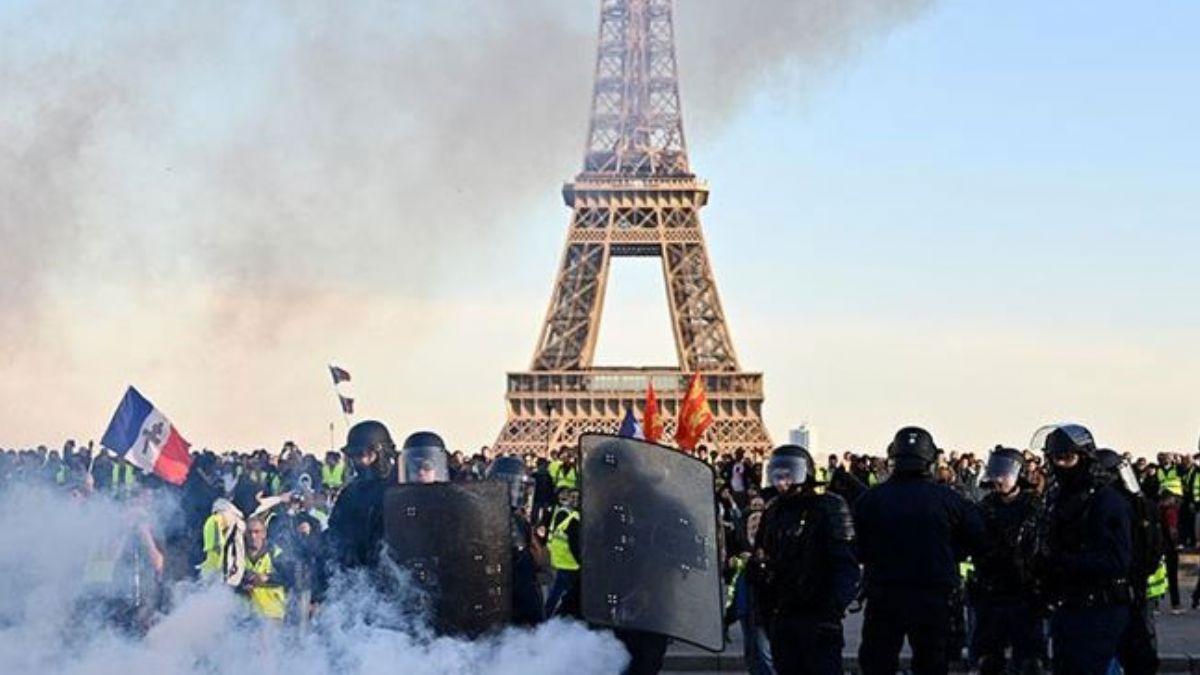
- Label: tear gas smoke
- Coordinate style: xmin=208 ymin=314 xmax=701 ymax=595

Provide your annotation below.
xmin=0 ymin=0 xmax=935 ymax=447
xmin=0 ymin=0 xmax=934 ymax=340
xmin=0 ymin=485 xmax=628 ymax=674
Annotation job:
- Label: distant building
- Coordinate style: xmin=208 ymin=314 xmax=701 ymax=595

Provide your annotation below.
xmin=788 ymin=424 xmax=816 ymax=453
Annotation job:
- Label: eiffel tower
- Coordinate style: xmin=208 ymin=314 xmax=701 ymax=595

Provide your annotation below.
xmin=494 ymin=0 xmax=773 ymax=456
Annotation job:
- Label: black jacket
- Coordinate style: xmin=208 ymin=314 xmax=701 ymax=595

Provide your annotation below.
xmin=752 ymin=490 xmax=860 ymax=621
xmin=1041 ymin=477 xmax=1133 ymax=603
xmin=326 ymin=472 xmax=387 ymax=570
xmin=972 ymin=490 xmax=1041 ymax=599
xmin=854 ymin=472 xmax=985 ymax=593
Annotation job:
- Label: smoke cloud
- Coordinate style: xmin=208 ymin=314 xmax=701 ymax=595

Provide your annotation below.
xmin=0 ymin=0 xmax=933 ymax=338
xmin=0 ymin=485 xmax=628 ymax=674
xmin=0 ymin=0 xmax=935 ymax=448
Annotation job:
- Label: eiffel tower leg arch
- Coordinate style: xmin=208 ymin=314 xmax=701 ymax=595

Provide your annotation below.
xmin=495 ymin=0 xmax=773 ymax=458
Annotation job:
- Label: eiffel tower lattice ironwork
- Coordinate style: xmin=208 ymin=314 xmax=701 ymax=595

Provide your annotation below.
xmin=494 ymin=0 xmax=772 ymax=456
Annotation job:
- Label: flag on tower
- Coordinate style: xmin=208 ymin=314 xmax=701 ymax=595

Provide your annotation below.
xmin=643 ymin=381 xmax=664 ymax=444
xmin=100 ymin=386 xmax=192 ymax=485
xmin=674 ymin=373 xmax=714 ymax=451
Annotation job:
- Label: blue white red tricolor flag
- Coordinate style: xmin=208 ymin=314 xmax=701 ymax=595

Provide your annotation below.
xmin=618 ymin=406 xmax=644 ymax=440
xmin=101 ymin=386 xmax=193 ymax=485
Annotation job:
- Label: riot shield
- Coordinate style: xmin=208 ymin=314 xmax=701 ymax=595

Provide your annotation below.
xmin=382 ymin=480 xmax=511 ymax=636
xmin=578 ymin=434 xmax=723 ymax=651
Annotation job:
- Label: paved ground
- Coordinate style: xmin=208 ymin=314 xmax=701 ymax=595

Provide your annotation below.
xmin=663 ymin=553 xmax=1200 ymax=673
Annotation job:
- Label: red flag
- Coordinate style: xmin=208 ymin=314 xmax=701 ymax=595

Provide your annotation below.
xmin=643 ymin=381 xmax=664 ymax=444
xmin=674 ymin=373 xmax=714 ymax=451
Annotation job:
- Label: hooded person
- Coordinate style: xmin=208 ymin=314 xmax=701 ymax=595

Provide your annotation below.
xmin=1033 ymin=424 xmax=1135 ymax=675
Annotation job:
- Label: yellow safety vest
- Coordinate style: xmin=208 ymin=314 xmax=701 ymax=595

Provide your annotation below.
xmin=201 ymin=513 xmax=230 ymax=575
xmin=1158 ymin=467 xmax=1183 ymax=497
xmin=245 ymin=547 xmax=287 ymax=620
xmin=548 ymin=508 xmax=580 ymax=571
xmin=112 ymin=463 xmax=138 ymax=494
xmin=815 ymin=466 xmax=830 ymax=483
xmin=959 ymin=559 xmax=975 ymax=581
xmin=1147 ymin=559 xmax=1168 ymax=600
xmin=322 ymin=462 xmax=346 ymax=489
xmin=1183 ymin=467 xmax=1200 ymax=501
xmin=553 ymin=465 xmax=578 ymax=490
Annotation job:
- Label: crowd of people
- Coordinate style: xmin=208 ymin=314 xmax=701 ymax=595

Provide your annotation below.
xmin=1 ymin=428 xmax=1199 ymax=675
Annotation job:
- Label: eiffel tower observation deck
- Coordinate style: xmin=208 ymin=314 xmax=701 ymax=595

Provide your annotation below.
xmin=494 ymin=0 xmax=773 ymax=456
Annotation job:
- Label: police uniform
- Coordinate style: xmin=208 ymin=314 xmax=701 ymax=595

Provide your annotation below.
xmin=970 ymin=489 xmax=1045 ymax=674
xmin=752 ymin=447 xmax=860 ymax=675
xmin=854 ymin=427 xmax=985 ymax=675
xmin=1035 ymin=426 xmax=1134 ymax=675
xmin=325 ymin=421 xmax=395 ymax=572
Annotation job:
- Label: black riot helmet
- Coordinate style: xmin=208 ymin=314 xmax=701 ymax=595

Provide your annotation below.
xmin=764 ymin=445 xmax=814 ymax=492
xmin=1096 ymin=448 xmax=1141 ymax=495
xmin=486 ymin=455 xmax=532 ymax=509
xmin=887 ymin=426 xmax=939 ymax=475
xmin=399 ymin=431 xmax=449 ymax=484
xmin=1032 ymin=423 xmax=1096 ymax=461
xmin=342 ymin=420 xmax=395 ymax=463
xmin=983 ymin=446 xmax=1024 ymax=494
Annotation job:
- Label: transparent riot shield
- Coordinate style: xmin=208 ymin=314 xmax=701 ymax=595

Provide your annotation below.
xmin=578 ymin=434 xmax=723 ymax=651
xmin=382 ymin=480 xmax=511 ymax=636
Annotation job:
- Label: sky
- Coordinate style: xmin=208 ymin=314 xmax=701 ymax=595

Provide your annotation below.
xmin=1 ymin=0 xmax=1196 ymax=457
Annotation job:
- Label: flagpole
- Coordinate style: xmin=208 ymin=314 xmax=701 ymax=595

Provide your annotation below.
xmin=329 ymin=421 xmax=335 ymax=454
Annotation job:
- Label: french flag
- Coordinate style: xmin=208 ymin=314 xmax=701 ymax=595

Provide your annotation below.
xmin=617 ymin=406 xmax=644 ymax=440
xmin=101 ymin=386 xmax=193 ymax=485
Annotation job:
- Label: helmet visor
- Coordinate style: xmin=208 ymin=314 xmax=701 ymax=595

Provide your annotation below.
xmin=1118 ymin=463 xmax=1141 ymax=495
xmin=1032 ymin=424 xmax=1095 ymax=459
xmin=984 ymin=453 xmax=1021 ymax=491
xmin=766 ymin=454 xmax=809 ymax=490
xmin=401 ymin=446 xmax=449 ymax=483
xmin=486 ymin=457 xmax=530 ymax=509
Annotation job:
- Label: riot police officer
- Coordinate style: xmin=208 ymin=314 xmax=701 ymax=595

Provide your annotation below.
xmin=969 ymin=446 xmax=1045 ymax=675
xmin=749 ymin=445 xmax=860 ymax=675
xmin=1095 ymin=448 xmax=1161 ymax=675
xmin=326 ymin=420 xmax=395 ymax=569
xmin=486 ymin=455 xmax=546 ymax=626
xmin=398 ymin=431 xmax=450 ymax=484
xmin=854 ymin=426 xmax=985 ymax=675
xmin=1033 ymin=424 xmax=1133 ymax=675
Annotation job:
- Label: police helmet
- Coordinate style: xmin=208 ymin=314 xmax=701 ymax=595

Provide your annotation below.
xmin=342 ymin=420 xmax=395 ymax=459
xmin=983 ymin=446 xmax=1024 ymax=492
xmin=486 ymin=455 xmax=532 ymax=509
xmin=887 ymin=426 xmax=939 ymax=474
xmin=1032 ymin=423 xmax=1096 ymax=461
xmin=764 ymin=444 xmax=814 ymax=491
xmin=399 ymin=431 xmax=449 ymax=484
xmin=1096 ymin=448 xmax=1141 ymax=494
